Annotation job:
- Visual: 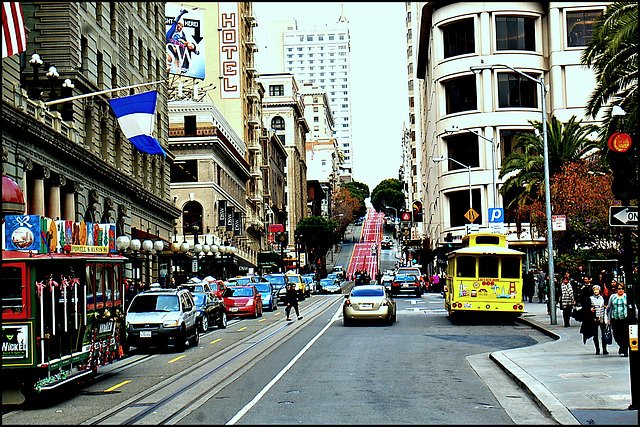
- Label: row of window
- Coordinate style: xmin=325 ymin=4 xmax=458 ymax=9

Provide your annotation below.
xmin=293 ymin=34 xmax=347 ymax=42
xmin=441 ymin=10 xmax=601 ymax=59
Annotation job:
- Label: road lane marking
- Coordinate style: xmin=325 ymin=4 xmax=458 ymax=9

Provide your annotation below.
xmin=238 ymin=327 xmax=247 ymax=332
xmin=258 ymin=318 xmax=266 ymax=322
xmin=168 ymin=355 xmax=186 ymax=364
xmin=104 ymin=380 xmax=131 ymax=392
xmin=210 ymin=338 xmax=222 ymax=345
xmin=226 ymin=305 xmax=342 ymax=425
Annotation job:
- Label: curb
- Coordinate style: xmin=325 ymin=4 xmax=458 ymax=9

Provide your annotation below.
xmin=489 ymin=315 xmax=580 ymax=425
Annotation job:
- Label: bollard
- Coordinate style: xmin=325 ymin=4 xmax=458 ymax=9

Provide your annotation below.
xmin=629 ymin=324 xmax=638 ymax=410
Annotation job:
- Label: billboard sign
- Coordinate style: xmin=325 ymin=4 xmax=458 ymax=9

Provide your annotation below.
xmin=166 ymin=4 xmax=205 ymax=79
xmin=218 ymin=2 xmax=240 ymax=98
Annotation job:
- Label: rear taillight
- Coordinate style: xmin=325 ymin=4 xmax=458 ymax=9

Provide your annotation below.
xmin=344 ymin=299 xmax=352 ymax=307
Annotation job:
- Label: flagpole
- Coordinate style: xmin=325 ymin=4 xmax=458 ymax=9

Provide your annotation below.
xmin=44 ymin=79 xmax=167 ymax=106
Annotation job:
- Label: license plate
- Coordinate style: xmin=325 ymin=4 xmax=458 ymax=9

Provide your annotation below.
xmin=360 ymin=303 xmax=373 ymax=309
xmin=140 ymin=330 xmax=151 ymax=338
xmin=402 ymin=284 xmax=410 ymax=288
xmin=231 ymin=307 xmax=239 ymax=312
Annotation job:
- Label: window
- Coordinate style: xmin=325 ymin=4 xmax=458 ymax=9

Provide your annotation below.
xmin=444 ymin=75 xmax=477 ymax=114
xmin=2 ymin=264 xmax=26 ymax=318
xmin=183 ymin=201 xmax=203 ymax=235
xmin=445 ymin=133 xmax=479 ymax=170
xmin=498 ymin=73 xmax=538 ymax=108
xmin=496 ymin=16 xmax=535 ymax=51
xmin=442 ymin=18 xmax=475 ymax=58
xmin=456 ymin=256 xmax=476 ymax=278
xmin=271 ymin=116 xmax=285 ymax=130
xmin=184 ymin=115 xmax=197 ymax=137
xmin=500 ymin=129 xmax=532 ymax=158
xmin=171 ymin=160 xmax=198 ymax=183
xmin=567 ymin=10 xmax=600 ymax=47
xmin=502 ymin=257 xmax=521 ymax=279
xmin=448 ymin=189 xmax=482 ymax=227
xmin=269 ymin=85 xmax=284 ymax=96
xmin=307 ymin=35 xmax=313 ymax=41
xmin=478 ymin=256 xmax=499 ymax=278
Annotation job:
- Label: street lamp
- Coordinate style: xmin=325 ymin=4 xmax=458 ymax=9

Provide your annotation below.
xmin=471 ymin=61 xmax=555 ymax=324
xmin=433 ymin=156 xmax=473 ymax=213
xmin=445 ymin=126 xmax=497 ymax=209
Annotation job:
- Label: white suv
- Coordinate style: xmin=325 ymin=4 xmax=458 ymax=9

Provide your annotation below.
xmin=125 ymin=288 xmax=199 ymax=353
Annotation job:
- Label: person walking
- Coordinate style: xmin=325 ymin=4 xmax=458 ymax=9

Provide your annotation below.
xmin=580 ymin=285 xmax=608 ymax=355
xmin=284 ymin=283 xmax=302 ymax=321
xmin=523 ymin=269 xmax=536 ymax=303
xmin=606 ymin=283 xmax=629 ymax=357
xmin=537 ymin=268 xmax=547 ymax=303
xmin=557 ymin=276 xmax=575 ymax=327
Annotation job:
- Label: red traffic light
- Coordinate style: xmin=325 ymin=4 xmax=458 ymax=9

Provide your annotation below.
xmin=608 ymin=132 xmax=632 ymax=152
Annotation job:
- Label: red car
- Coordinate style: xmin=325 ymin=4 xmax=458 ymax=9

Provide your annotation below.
xmin=203 ymin=277 xmax=227 ymax=298
xmin=223 ymin=285 xmax=263 ymax=318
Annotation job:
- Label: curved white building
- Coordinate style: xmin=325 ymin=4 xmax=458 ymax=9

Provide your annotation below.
xmin=413 ymin=1 xmax=609 ymax=265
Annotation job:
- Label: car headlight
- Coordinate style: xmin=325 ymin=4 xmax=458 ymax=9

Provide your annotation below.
xmin=163 ymin=320 xmax=179 ymax=327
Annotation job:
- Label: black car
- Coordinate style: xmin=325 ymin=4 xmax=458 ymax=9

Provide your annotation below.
xmin=192 ymin=291 xmax=227 ymax=332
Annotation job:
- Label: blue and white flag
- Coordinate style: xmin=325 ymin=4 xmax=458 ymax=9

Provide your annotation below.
xmin=109 ymin=91 xmax=166 ymax=156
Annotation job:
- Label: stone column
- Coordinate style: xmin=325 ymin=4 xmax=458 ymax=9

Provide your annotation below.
xmin=48 ymin=175 xmax=65 ymax=220
xmin=32 ymin=167 xmax=50 ymax=217
xmin=64 ymin=182 xmax=82 ymax=222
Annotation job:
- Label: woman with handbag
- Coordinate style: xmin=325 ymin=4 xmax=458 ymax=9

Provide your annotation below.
xmin=580 ymin=285 xmax=608 ymax=354
xmin=605 ymin=283 xmax=629 ymax=357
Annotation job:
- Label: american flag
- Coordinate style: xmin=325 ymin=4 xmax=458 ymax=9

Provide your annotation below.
xmin=2 ymin=2 xmax=27 ymax=58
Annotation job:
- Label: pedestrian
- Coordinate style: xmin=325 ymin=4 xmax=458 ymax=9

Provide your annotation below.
xmin=603 ymin=278 xmax=617 ymax=301
xmin=537 ymin=268 xmax=547 ymax=303
xmin=523 ymin=269 xmax=536 ymax=303
xmin=557 ymin=276 xmax=575 ymax=327
xmin=284 ymin=283 xmax=302 ymax=321
xmin=605 ymin=283 xmax=629 ymax=357
xmin=432 ymin=273 xmax=440 ymax=294
xmin=576 ymin=276 xmax=594 ymax=308
xmin=580 ymin=285 xmax=608 ymax=355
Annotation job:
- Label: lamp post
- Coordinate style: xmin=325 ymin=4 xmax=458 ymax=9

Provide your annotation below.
xmin=28 ymin=53 xmax=44 ymax=100
xmin=193 ymin=224 xmax=201 ymax=278
xmin=433 ymin=156 xmax=473 ymax=212
xmin=470 ymin=61 xmax=555 ymax=324
xmin=445 ymin=126 xmax=497 ymax=209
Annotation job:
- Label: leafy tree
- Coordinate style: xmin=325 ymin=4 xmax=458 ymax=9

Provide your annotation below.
xmin=371 ymin=178 xmax=405 ymax=216
xmin=295 ymin=216 xmax=340 ymax=274
xmin=498 ymin=116 xmax=600 ymax=223
xmin=340 ymin=181 xmax=368 ymax=218
xmin=581 ymin=1 xmax=638 ymax=140
xmin=332 ymin=187 xmax=360 ymax=234
xmin=528 ymin=161 xmax=621 ymax=270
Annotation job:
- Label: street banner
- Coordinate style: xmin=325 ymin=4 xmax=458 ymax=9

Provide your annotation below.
xmin=218 ymin=200 xmax=227 ymax=226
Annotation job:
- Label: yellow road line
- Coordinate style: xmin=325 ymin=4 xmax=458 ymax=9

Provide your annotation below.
xmin=104 ymin=380 xmax=131 ymax=392
xmin=258 ymin=318 xmax=266 ymax=322
xmin=238 ymin=327 xmax=247 ymax=332
xmin=274 ymin=312 xmax=281 ymax=316
xmin=168 ymin=355 xmax=186 ymax=364
xmin=210 ymin=338 xmax=222 ymax=344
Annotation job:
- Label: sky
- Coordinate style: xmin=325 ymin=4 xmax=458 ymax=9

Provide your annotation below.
xmin=252 ymin=2 xmax=409 ymax=193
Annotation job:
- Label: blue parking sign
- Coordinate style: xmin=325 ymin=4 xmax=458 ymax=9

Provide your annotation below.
xmin=488 ymin=208 xmax=504 ymax=223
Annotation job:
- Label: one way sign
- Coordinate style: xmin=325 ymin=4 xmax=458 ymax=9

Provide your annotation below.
xmin=609 ymin=206 xmax=638 ymax=227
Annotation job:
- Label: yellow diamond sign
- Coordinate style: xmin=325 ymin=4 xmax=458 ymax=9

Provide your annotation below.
xmin=464 ymin=208 xmax=479 ymax=223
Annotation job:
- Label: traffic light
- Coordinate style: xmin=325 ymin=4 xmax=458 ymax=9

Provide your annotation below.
xmin=608 ymin=132 xmax=637 ymax=200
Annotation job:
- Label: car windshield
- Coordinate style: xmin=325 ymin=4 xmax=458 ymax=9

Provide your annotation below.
xmin=228 ymin=287 xmax=253 ymax=297
xmin=183 ymin=284 xmax=205 ymax=293
xmin=129 ymin=294 xmax=180 ymax=312
xmin=265 ymin=275 xmax=286 ymax=285
xmin=255 ymin=284 xmax=271 ymax=293
xmin=234 ymin=277 xmax=253 ymax=285
xmin=395 ymin=274 xmax=417 ymax=281
xmin=286 ymin=276 xmax=301 ymax=283
xmin=192 ymin=294 xmax=207 ymax=306
xmin=351 ymin=288 xmax=384 ymax=297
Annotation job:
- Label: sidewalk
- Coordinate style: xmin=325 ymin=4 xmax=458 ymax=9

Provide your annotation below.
xmin=490 ymin=301 xmax=638 ymax=425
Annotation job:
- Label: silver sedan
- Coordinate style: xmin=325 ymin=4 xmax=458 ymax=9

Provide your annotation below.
xmin=343 ymin=285 xmax=396 ymax=326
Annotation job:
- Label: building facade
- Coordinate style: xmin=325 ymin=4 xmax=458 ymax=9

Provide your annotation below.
xmin=414 ymin=1 xmax=609 ymax=267
xmin=257 ymin=73 xmax=309 ymax=251
xmin=2 ymin=2 xmax=180 ymax=285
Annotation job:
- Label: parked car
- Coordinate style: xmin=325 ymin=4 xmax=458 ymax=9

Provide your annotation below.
xmin=381 ymin=237 xmax=393 ymax=249
xmin=192 ymin=291 xmax=227 ymax=332
xmin=343 ymin=285 xmax=396 ymax=326
xmin=284 ymin=273 xmax=307 ymax=299
xmin=227 ymin=275 xmax=258 ymax=286
xmin=223 ymin=285 xmax=263 ymax=318
xmin=390 ymin=273 xmax=422 ymax=297
xmin=254 ymin=281 xmax=278 ymax=311
xmin=380 ymin=273 xmax=394 ymax=291
xmin=320 ymin=278 xmax=342 ymax=294
xmin=180 ymin=278 xmax=214 ymax=294
xmin=202 ymin=277 xmax=227 ymax=298
xmin=301 ymin=274 xmax=317 ymax=293
xmin=332 ymin=265 xmax=346 ymax=280
xmin=125 ymin=288 xmax=199 ymax=352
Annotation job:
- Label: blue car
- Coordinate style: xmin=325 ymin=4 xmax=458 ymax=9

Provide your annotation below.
xmin=254 ymin=281 xmax=278 ymax=311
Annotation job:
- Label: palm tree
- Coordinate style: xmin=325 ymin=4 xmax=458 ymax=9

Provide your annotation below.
xmin=581 ymin=1 xmax=638 ymax=138
xmin=499 ymin=116 xmax=600 ymax=213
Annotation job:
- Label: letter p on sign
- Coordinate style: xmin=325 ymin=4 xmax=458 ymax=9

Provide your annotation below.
xmin=489 ymin=208 xmax=504 ymax=223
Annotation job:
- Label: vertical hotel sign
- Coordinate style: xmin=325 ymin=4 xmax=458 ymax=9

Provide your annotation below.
xmin=219 ymin=2 xmax=240 ymax=98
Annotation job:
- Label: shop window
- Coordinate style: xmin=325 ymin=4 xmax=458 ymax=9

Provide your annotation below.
xmin=183 ymin=201 xmax=203 ymax=235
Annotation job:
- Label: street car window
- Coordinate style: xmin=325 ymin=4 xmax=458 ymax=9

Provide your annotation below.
xmin=478 ymin=255 xmax=499 ymax=278
xmin=351 ymin=288 xmax=384 ymax=297
xmin=457 ymin=256 xmax=476 ymax=278
xmin=501 ymin=256 xmax=521 ymax=279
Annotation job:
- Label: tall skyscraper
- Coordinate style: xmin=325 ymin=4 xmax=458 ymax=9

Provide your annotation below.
xmin=257 ymin=7 xmax=354 ymax=182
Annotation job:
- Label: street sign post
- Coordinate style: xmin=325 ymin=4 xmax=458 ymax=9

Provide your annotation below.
xmin=609 ymin=206 xmax=638 ymax=227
